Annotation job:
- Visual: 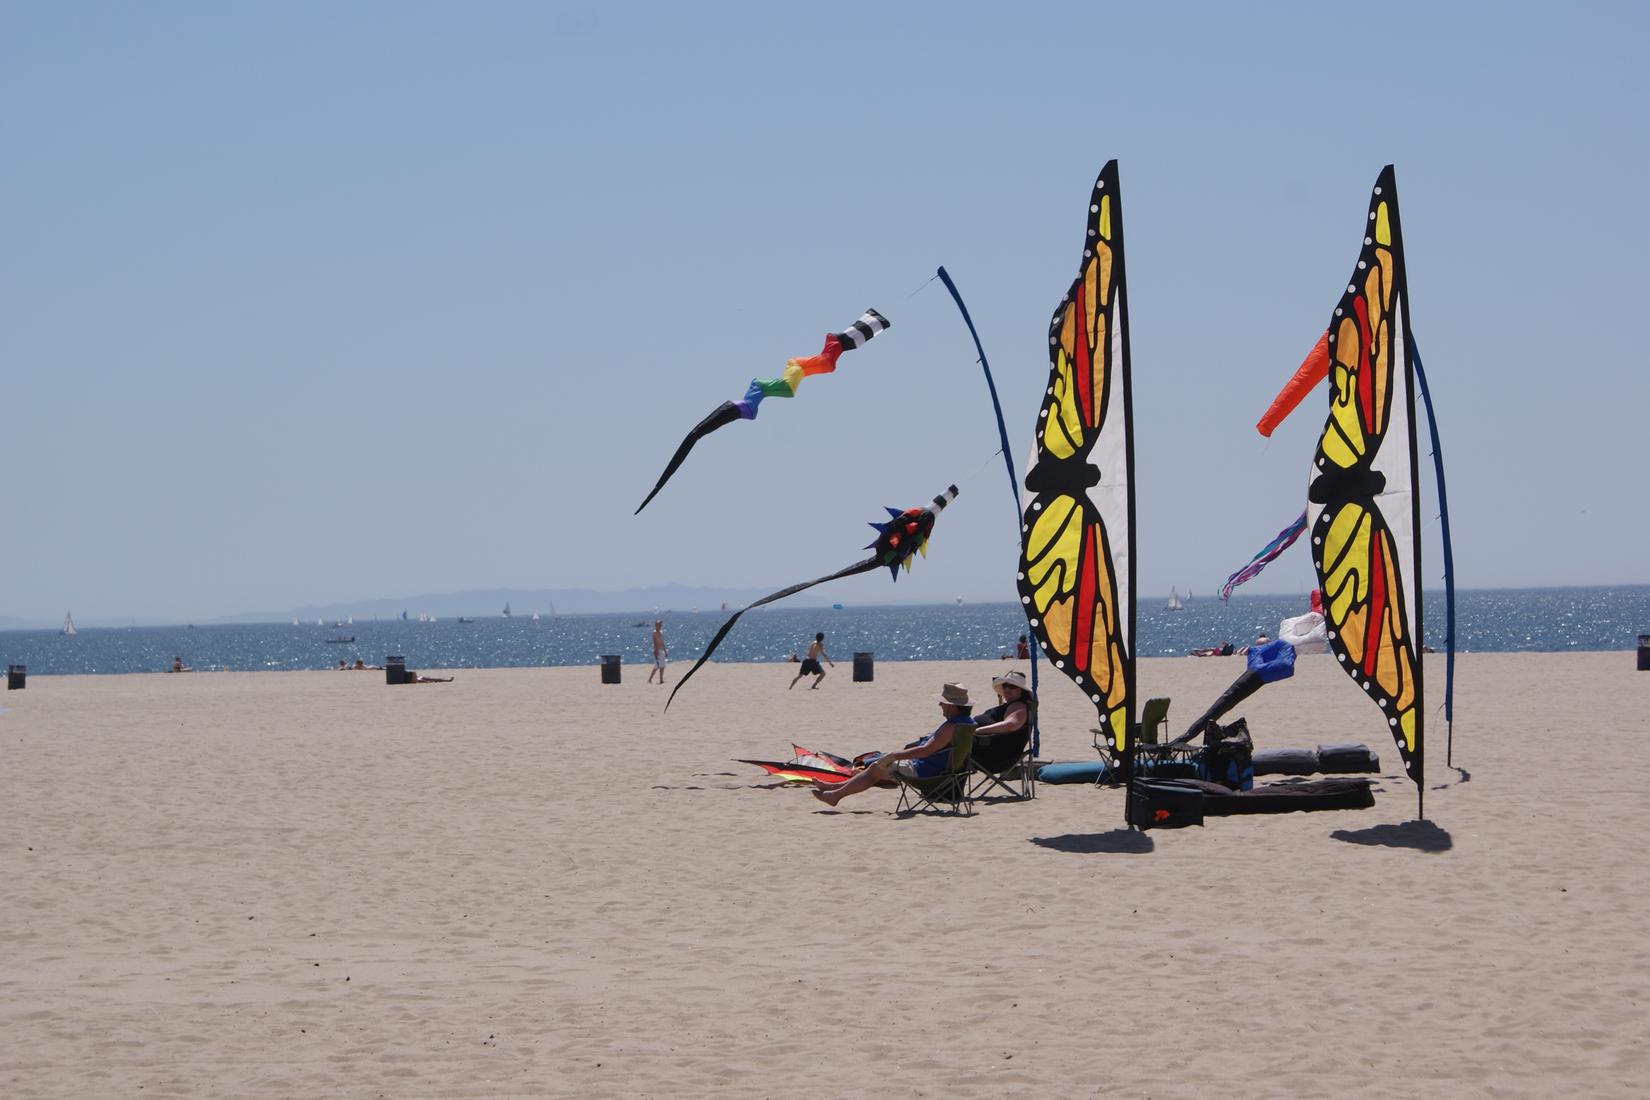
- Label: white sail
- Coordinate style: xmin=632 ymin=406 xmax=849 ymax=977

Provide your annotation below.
xmin=62 ymin=612 xmax=77 ymax=636
xmin=1166 ymin=587 xmax=1184 ymax=611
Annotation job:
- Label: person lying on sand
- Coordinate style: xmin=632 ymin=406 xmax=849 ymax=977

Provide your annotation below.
xmin=1189 ymin=641 xmax=1235 ymax=657
xmin=812 ymin=683 xmax=973 ymax=807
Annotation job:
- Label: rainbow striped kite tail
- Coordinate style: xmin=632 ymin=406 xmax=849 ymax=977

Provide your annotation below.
xmin=790 ymin=309 xmax=890 ymax=378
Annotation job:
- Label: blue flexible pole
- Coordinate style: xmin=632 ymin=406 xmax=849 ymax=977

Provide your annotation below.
xmin=1410 ymin=332 xmax=1456 ymax=764
xmin=936 ymin=266 xmax=1039 ymax=757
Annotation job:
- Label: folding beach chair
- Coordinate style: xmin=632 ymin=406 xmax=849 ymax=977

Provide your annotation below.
xmin=1094 ymin=697 xmax=1174 ymax=784
xmin=1095 ymin=696 xmax=1170 ymax=760
xmin=1135 ymin=697 xmax=1208 ymax=776
xmin=1137 ymin=697 xmax=1170 ymax=748
xmin=894 ymin=723 xmax=976 ymax=815
xmin=970 ymin=699 xmax=1038 ymax=801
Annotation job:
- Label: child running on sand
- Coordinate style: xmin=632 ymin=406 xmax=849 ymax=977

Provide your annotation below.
xmin=789 ymin=632 xmax=833 ymax=690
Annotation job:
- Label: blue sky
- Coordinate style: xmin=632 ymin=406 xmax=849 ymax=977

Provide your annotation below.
xmin=3 ymin=2 xmax=1645 ymax=621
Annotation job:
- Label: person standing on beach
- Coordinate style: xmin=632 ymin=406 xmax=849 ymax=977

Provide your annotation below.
xmin=648 ymin=621 xmax=668 ymax=684
xmin=789 ymin=632 xmax=833 ymax=690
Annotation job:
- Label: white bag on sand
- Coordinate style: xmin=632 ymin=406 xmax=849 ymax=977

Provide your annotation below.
xmin=1278 ymin=611 xmax=1329 ymax=654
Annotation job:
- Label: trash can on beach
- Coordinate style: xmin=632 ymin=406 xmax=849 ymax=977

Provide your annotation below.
xmin=601 ymin=655 xmax=622 ymax=684
xmin=386 ymin=656 xmax=407 ymax=685
xmin=853 ymin=652 xmax=874 ymax=683
xmin=1638 ymin=634 xmax=1650 ymax=672
xmin=6 ymin=664 xmax=24 ymax=690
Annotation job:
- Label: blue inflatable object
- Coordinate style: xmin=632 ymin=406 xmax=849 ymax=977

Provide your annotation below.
xmin=1246 ymin=638 xmax=1297 ymax=683
xmin=1038 ymin=760 xmax=1111 ymax=784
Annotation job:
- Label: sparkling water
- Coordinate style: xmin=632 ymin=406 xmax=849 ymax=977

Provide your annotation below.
xmin=5 ymin=586 xmax=1647 ymax=677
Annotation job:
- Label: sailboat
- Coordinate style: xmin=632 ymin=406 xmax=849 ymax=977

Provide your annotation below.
xmin=62 ymin=611 xmax=77 ymax=636
xmin=1166 ymin=587 xmax=1184 ymax=611
xmin=502 ymin=602 xmax=511 ymax=618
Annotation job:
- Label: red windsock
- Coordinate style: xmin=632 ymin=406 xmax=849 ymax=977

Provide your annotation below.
xmin=1257 ymin=331 xmax=1330 ymax=437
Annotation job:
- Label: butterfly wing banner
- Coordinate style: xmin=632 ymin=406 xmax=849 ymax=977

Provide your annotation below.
xmin=1307 ymin=165 xmax=1425 ymax=811
xmin=1017 ymin=160 xmax=1136 ymax=774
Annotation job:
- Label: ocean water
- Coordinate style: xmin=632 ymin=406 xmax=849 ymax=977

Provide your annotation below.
xmin=5 ymin=586 xmax=1648 ymax=677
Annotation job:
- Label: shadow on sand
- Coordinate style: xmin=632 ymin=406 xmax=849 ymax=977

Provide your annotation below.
xmin=1330 ymin=820 xmax=1453 ymax=852
xmin=1431 ymin=766 xmax=1471 ymax=790
xmin=1030 ymin=829 xmax=1153 ymax=854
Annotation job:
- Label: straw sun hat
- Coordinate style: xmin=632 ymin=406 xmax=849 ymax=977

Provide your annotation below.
xmin=992 ymin=669 xmax=1030 ymax=693
xmin=933 ymin=682 xmax=971 ymax=707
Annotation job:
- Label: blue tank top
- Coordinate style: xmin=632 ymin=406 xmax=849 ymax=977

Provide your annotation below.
xmin=905 ymin=715 xmax=974 ymax=778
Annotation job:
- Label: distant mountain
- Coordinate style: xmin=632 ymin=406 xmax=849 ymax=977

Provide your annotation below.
xmin=217 ymin=584 xmax=853 ymax=624
xmin=0 ymin=583 xmax=943 ymax=631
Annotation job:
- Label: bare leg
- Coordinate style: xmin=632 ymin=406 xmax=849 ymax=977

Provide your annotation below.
xmin=813 ymin=758 xmax=893 ymax=806
xmin=789 ymin=671 xmax=804 ymax=690
xmin=809 ymin=670 xmax=826 ymax=689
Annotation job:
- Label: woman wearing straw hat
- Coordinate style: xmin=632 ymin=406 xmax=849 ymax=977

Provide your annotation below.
xmin=811 ymin=683 xmax=974 ymax=807
xmin=976 ymin=669 xmax=1033 ymax=737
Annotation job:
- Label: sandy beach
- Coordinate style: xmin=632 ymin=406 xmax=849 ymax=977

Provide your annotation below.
xmin=3 ymin=652 xmax=1647 ymax=1098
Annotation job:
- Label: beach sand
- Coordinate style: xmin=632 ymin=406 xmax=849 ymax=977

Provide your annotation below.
xmin=3 ymin=652 xmax=1647 ymax=1097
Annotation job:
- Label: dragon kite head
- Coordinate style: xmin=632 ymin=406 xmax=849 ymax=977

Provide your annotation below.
xmin=866 ymin=485 xmax=958 ymax=581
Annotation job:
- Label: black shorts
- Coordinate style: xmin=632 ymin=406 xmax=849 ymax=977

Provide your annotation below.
xmin=799 ymin=658 xmax=824 ymax=676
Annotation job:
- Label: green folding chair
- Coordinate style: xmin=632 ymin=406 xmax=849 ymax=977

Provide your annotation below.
xmin=1138 ymin=697 xmax=1170 ymax=747
xmin=894 ymin=724 xmax=976 ymax=815
xmin=1094 ymin=697 xmax=1172 ymax=785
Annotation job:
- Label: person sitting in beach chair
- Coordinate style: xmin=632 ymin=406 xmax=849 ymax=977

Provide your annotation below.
xmin=811 ymin=682 xmax=975 ymax=809
xmin=970 ymin=670 xmax=1037 ymax=800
